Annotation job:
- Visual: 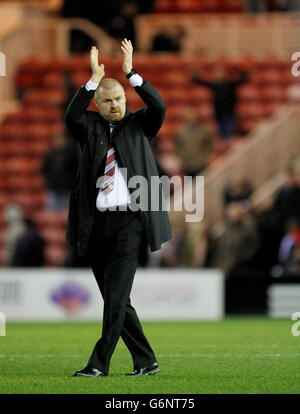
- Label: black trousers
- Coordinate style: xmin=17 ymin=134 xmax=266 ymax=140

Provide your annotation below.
xmin=86 ymin=207 xmax=157 ymax=375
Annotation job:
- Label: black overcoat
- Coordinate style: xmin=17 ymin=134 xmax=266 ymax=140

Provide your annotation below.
xmin=64 ymin=78 xmax=172 ymax=257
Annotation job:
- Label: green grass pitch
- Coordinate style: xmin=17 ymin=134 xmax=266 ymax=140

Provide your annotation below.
xmin=1 ymin=317 xmax=300 ymax=394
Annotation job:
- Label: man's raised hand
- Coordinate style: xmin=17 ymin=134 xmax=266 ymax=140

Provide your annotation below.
xmin=90 ymin=46 xmax=105 ymax=83
xmin=121 ymin=39 xmax=133 ymax=75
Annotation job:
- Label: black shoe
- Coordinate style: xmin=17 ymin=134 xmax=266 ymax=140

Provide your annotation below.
xmin=125 ymin=362 xmax=160 ymax=376
xmin=73 ymin=367 xmax=107 ymax=377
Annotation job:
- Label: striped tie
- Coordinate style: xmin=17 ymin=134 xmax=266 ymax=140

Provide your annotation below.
xmin=101 ymin=127 xmax=117 ymax=194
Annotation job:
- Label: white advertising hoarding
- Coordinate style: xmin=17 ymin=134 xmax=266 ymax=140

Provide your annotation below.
xmin=0 ymin=269 xmax=224 ymax=321
xmin=267 ymin=284 xmax=300 ymax=318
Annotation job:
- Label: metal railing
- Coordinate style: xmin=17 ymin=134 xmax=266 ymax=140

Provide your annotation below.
xmin=169 ymin=105 xmax=300 ymax=227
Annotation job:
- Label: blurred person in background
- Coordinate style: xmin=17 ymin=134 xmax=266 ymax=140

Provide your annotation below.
xmin=150 ymin=138 xmax=170 ymax=178
xmin=160 ymin=214 xmax=185 ymax=267
xmin=175 ymin=109 xmax=215 ymax=177
xmin=61 ymin=0 xmax=95 ymax=52
xmin=135 ymin=0 xmax=154 ymax=13
xmin=191 ymin=66 xmax=249 ymax=140
xmin=61 ymin=0 xmax=154 ymax=51
xmin=1 ymin=205 xmax=45 ymax=267
xmin=223 ymin=175 xmax=253 ymax=208
xmin=9 ymin=218 xmax=45 ymax=267
xmin=244 ymin=0 xmax=269 ymax=12
xmin=2 ymin=204 xmax=27 ymax=266
xmin=210 ymin=202 xmax=259 ymax=277
xmin=243 ymin=0 xmax=299 ymax=12
xmin=276 ymin=0 xmax=300 ymax=11
xmin=182 ymin=220 xmax=210 ymax=268
xmin=255 ymin=165 xmax=300 ymax=271
xmin=272 ymin=165 xmax=300 ymax=232
xmin=151 ymin=26 xmax=185 ymax=53
xmin=109 ymin=0 xmax=139 ymax=48
xmin=42 ymin=132 xmax=79 ymax=211
xmin=276 ymin=217 xmax=300 ymax=277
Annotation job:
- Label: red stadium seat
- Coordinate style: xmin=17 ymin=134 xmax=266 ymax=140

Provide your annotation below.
xmin=41 ymin=73 xmax=65 ymax=89
xmin=237 ymin=85 xmax=261 ymax=102
xmin=251 ymin=69 xmax=282 ymax=85
xmin=202 ymin=0 xmax=223 ymax=13
xmin=165 ymin=106 xmax=186 ymax=122
xmin=21 ymin=106 xmax=62 ymax=124
xmin=189 ymin=87 xmax=213 ymax=104
xmin=70 ymin=72 xmax=90 ymax=89
xmin=159 ymin=121 xmax=181 ymax=140
xmin=0 ymin=124 xmax=26 ymax=141
xmin=63 ymin=55 xmax=90 ymax=72
xmin=40 ymin=227 xmax=66 ymax=245
xmin=195 ymin=104 xmax=215 ymax=121
xmin=0 ymin=141 xmax=29 ymax=157
xmin=236 ymin=102 xmax=265 ymax=121
xmin=162 ymin=88 xmax=192 ymax=105
xmin=154 ymin=0 xmax=179 ymax=13
xmin=23 ymin=123 xmax=54 ymax=143
xmin=262 ymin=103 xmax=283 ymax=117
xmin=34 ymin=210 xmax=68 ymax=229
xmin=259 ymin=86 xmax=286 ymax=103
xmin=6 ymin=192 xmax=45 ymax=215
xmin=222 ymin=0 xmax=243 ymax=12
xmin=2 ymin=111 xmax=27 ymax=125
xmin=44 ymin=244 xmax=68 ymax=267
xmin=0 ymin=157 xmax=42 ymax=176
xmin=4 ymin=176 xmax=45 ymax=193
xmin=24 ymin=88 xmax=67 ymax=107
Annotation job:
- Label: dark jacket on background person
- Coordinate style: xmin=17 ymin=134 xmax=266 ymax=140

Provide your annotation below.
xmin=192 ymin=72 xmax=248 ymax=119
xmin=10 ymin=219 xmax=45 ymax=267
xmin=64 ymin=79 xmax=172 ymax=257
xmin=42 ymin=144 xmax=79 ymax=193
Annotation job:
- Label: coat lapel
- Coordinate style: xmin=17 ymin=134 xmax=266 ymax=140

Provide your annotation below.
xmin=92 ymin=119 xmax=109 ymax=181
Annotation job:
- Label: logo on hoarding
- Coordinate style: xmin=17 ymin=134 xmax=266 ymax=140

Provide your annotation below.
xmin=51 ymin=282 xmax=90 ymax=314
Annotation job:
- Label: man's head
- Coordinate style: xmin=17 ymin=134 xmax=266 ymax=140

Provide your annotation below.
xmin=214 ymin=66 xmax=227 ymax=82
xmin=95 ymin=78 xmax=126 ymax=123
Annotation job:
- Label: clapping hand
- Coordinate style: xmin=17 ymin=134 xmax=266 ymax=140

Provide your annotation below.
xmin=90 ymin=46 xmax=105 ymax=83
xmin=121 ymin=38 xmax=133 ymax=75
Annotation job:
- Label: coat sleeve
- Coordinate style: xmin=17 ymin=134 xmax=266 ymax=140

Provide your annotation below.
xmin=132 ymin=79 xmax=166 ymax=139
xmin=191 ymin=75 xmax=215 ymax=89
xmin=64 ymin=85 xmax=96 ymax=150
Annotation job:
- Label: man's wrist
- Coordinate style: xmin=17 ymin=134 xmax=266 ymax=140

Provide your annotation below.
xmin=90 ymin=73 xmax=102 ymax=84
xmin=125 ymin=68 xmax=137 ymax=79
xmin=86 ymin=78 xmax=100 ymax=91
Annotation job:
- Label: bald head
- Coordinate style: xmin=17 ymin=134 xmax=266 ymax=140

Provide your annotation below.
xmin=95 ymin=78 xmax=126 ymax=122
xmin=96 ymin=78 xmax=124 ymax=97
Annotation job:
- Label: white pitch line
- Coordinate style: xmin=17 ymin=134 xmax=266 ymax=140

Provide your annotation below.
xmin=1 ymin=353 xmax=300 ymax=358
xmin=156 ymin=353 xmax=300 ymax=358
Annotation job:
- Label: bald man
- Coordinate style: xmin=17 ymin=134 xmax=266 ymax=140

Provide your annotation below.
xmin=65 ymin=39 xmax=172 ymax=377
